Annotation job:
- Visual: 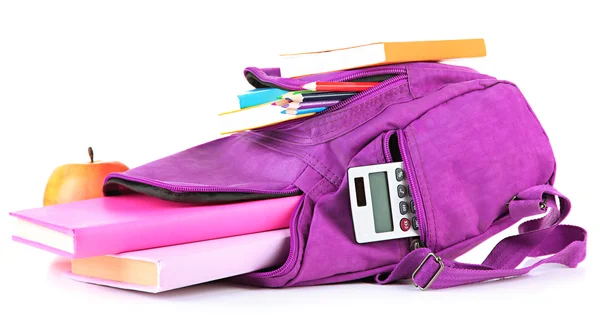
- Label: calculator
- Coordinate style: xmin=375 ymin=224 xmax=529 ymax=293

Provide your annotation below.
xmin=348 ymin=162 xmax=420 ymax=244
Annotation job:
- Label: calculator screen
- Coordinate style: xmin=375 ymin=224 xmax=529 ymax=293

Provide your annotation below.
xmin=368 ymin=172 xmax=393 ymax=233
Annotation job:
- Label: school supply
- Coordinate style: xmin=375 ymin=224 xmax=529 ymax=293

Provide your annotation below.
xmin=11 ymin=194 xmax=301 ymax=258
xmin=66 ymin=229 xmax=290 ymax=293
xmin=272 ymin=99 xmax=290 ymax=106
xmin=238 ymin=87 xmax=288 ymax=109
xmin=224 ymin=65 xmax=405 ymax=133
xmin=218 ymin=102 xmax=313 ymax=134
xmin=279 ymin=38 xmax=486 ymax=77
xmin=282 ymin=91 xmax=356 ymax=103
xmin=283 ymin=100 xmax=340 ymax=110
xmin=282 ymin=107 xmax=327 ymax=116
xmin=348 ymin=162 xmax=420 ymax=243
xmin=103 ymin=61 xmax=586 ymax=291
xmin=275 ymin=90 xmax=311 ymax=99
xmin=302 ymin=81 xmax=379 ymax=92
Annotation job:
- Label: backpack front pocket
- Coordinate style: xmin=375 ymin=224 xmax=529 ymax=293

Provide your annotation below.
xmin=399 ymin=82 xmax=556 ymax=252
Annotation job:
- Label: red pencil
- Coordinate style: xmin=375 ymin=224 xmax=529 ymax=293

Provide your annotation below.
xmin=301 ymin=81 xmax=379 ymax=92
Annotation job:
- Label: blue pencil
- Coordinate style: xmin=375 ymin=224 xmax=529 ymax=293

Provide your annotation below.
xmin=281 ymin=107 xmax=327 ymax=116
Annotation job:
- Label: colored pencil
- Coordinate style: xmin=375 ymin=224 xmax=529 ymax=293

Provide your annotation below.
xmin=283 ymin=100 xmax=340 ymax=110
xmin=302 ymin=81 xmax=379 ymax=92
xmin=275 ymin=90 xmax=313 ymax=100
xmin=281 ymin=107 xmax=327 ymax=116
xmin=272 ymin=99 xmax=290 ymax=106
xmin=284 ymin=91 xmax=356 ymax=103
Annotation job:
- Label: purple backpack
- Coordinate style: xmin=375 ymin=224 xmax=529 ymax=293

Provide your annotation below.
xmin=103 ymin=62 xmax=586 ymax=290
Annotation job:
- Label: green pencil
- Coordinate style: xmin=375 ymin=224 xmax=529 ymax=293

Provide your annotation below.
xmin=276 ymin=90 xmax=316 ymax=99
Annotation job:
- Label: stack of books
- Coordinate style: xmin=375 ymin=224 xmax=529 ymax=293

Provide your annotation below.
xmin=218 ymin=38 xmax=486 ymax=134
xmin=11 ymin=194 xmax=301 ymax=293
xmin=10 ymin=38 xmax=486 ymax=293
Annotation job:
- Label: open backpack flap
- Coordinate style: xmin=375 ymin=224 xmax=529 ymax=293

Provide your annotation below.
xmin=102 ymin=62 xmax=587 ymax=290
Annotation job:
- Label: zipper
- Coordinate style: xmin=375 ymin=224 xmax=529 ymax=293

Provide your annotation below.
xmin=245 ymin=66 xmax=407 ymax=92
xmin=105 ymin=172 xmax=301 ymax=195
xmin=313 ymin=71 xmax=408 ymax=117
xmin=247 ymin=196 xmax=306 ymax=278
xmin=397 ymin=131 xmax=428 ymax=245
xmin=383 ymin=131 xmax=427 ymax=244
xmin=383 ymin=130 xmax=396 ymax=162
xmin=248 ymin=68 xmax=408 ymax=133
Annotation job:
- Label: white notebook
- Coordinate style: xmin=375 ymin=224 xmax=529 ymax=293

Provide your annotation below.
xmin=217 ymin=102 xmax=312 ymax=135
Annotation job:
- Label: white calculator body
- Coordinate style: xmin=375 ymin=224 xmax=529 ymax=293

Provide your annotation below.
xmin=348 ymin=162 xmax=420 ymax=244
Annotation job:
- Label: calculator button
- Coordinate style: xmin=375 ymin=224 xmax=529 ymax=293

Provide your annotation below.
xmin=400 ymin=218 xmax=411 ymax=231
xmin=397 ymin=185 xmax=407 ymax=198
xmin=412 ymin=217 xmax=419 ymax=230
xmin=395 ymin=168 xmax=405 ymax=181
xmin=408 ymin=187 xmax=412 ymax=197
xmin=410 ymin=200 xmax=415 ymax=213
xmin=399 ymin=201 xmax=409 ymax=215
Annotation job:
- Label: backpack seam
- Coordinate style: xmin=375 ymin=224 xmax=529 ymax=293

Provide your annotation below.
xmin=407 ymin=125 xmax=438 ymax=251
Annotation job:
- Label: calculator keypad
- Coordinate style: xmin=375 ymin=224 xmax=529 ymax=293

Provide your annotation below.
xmin=394 ymin=165 xmax=419 ymax=232
xmin=347 ymin=161 xmax=421 ymax=244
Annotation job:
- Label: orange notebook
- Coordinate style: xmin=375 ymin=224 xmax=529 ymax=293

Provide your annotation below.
xmin=279 ymin=38 xmax=486 ymax=78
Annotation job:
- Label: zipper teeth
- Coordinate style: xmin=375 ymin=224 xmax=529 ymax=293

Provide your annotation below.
xmin=106 ymin=173 xmax=301 ymax=195
xmin=246 ymin=68 xmax=408 ymax=133
xmin=313 ymin=71 xmax=408 ymax=117
xmin=337 ymin=68 xmax=406 ymax=82
xmin=247 ymin=67 xmax=407 ymax=91
xmin=383 ymin=131 xmax=395 ymax=162
xmin=252 ymin=246 xmax=296 ymax=277
xmin=398 ymin=132 xmax=428 ymax=244
xmin=249 ymin=198 xmax=305 ymax=278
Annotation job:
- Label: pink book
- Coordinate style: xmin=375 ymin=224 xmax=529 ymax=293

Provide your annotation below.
xmin=10 ymin=194 xmax=301 ymax=258
xmin=65 ymin=229 xmax=290 ymax=293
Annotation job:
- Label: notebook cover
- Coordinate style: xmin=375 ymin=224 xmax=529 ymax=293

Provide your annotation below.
xmin=279 ymin=39 xmax=486 ymax=77
xmin=65 ymin=229 xmax=290 ymax=293
xmin=383 ymin=39 xmax=486 ymax=63
xmin=218 ymin=102 xmax=312 ymax=135
xmin=238 ymin=88 xmax=288 ymax=109
xmin=280 ymin=39 xmax=485 ymax=56
xmin=10 ymin=194 xmax=301 ymax=258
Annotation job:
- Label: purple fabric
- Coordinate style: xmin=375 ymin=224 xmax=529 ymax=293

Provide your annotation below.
xmin=376 ymin=184 xmax=587 ymax=289
xmin=102 ymin=62 xmax=586 ymax=290
xmin=103 ymin=135 xmax=307 ymax=194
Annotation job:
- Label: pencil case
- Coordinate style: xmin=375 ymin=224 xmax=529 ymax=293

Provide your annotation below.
xmin=103 ymin=62 xmax=587 ymax=290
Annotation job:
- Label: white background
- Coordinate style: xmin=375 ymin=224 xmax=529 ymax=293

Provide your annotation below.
xmin=1 ymin=1 xmax=598 ymax=329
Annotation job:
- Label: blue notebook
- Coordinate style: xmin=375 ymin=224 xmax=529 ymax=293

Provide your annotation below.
xmin=238 ymin=88 xmax=288 ymax=109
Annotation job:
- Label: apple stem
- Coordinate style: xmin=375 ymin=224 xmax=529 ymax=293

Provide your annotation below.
xmin=88 ymin=147 xmax=94 ymax=163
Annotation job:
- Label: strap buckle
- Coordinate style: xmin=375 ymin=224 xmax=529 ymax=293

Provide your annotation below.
xmin=412 ymin=253 xmax=444 ymax=291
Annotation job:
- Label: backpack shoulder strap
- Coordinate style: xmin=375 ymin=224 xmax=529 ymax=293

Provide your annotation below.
xmin=377 ymin=185 xmax=587 ymax=290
